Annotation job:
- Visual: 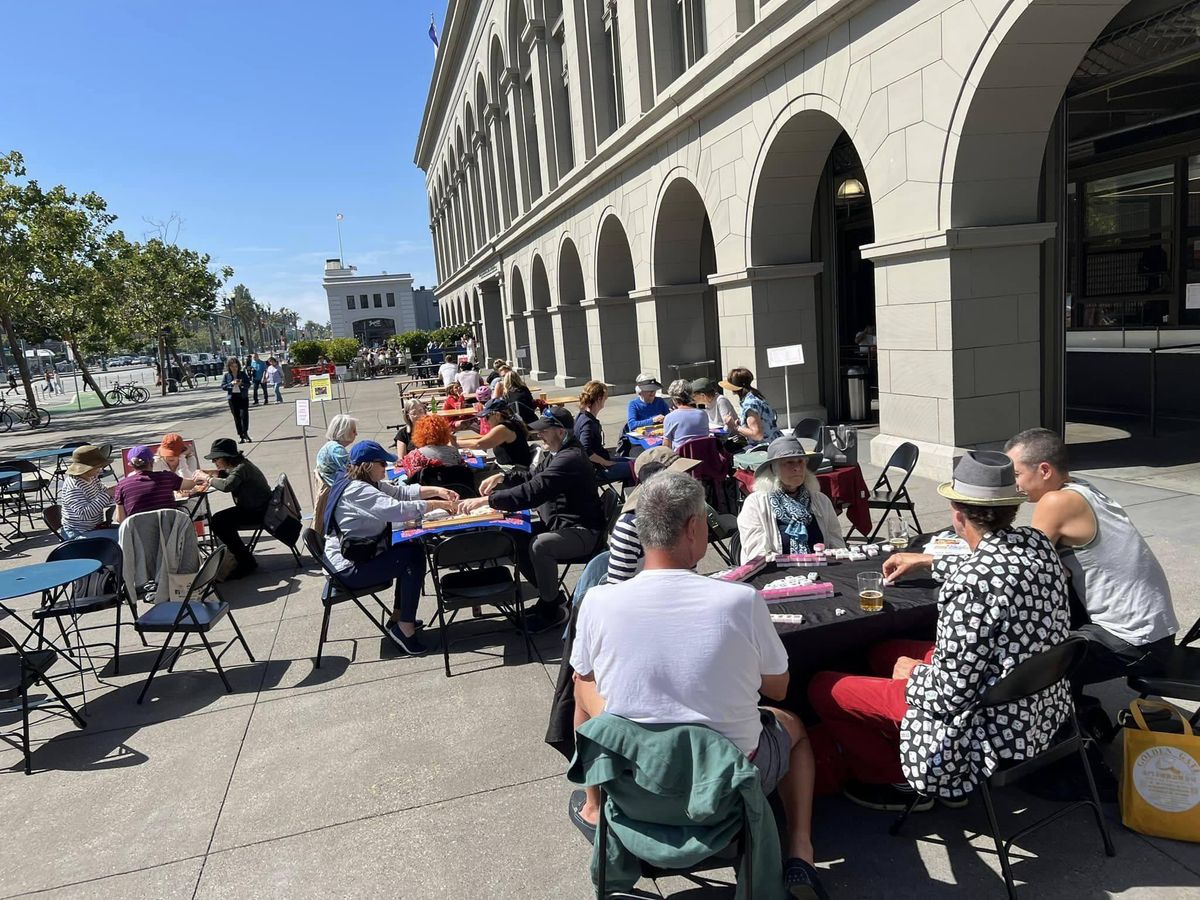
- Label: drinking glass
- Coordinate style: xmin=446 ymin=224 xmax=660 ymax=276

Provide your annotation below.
xmin=887 ymin=518 xmax=911 ymax=550
xmin=858 ymin=571 xmax=884 ymax=612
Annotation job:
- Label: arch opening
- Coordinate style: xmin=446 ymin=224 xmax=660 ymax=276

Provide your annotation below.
xmin=556 ymin=238 xmax=592 ymax=383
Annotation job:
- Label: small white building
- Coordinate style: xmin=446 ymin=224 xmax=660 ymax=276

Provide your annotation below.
xmin=323 ymin=259 xmax=439 ymax=345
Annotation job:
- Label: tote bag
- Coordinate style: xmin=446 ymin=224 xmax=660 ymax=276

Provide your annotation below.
xmin=1121 ymin=699 xmax=1200 ymax=843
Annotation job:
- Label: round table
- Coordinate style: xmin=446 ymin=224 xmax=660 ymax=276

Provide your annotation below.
xmin=0 ymin=559 xmax=101 ymax=604
xmin=16 ymin=447 xmax=77 ymax=463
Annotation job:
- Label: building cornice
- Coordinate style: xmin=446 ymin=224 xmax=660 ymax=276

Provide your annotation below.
xmin=859 ymin=223 xmax=1058 ymax=262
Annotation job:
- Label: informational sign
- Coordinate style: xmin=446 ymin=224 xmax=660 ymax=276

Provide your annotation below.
xmin=334 ymin=365 xmax=348 ymax=378
xmin=1186 ymin=283 xmax=1200 ymax=311
xmin=767 ymin=344 xmax=805 ymax=368
xmin=309 ymin=373 xmax=333 ymax=402
xmin=295 ymin=398 xmax=310 ymax=426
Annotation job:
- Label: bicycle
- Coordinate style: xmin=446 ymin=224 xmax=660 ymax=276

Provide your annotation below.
xmin=0 ymin=396 xmax=51 ymax=430
xmin=104 ymin=381 xmax=150 ymax=405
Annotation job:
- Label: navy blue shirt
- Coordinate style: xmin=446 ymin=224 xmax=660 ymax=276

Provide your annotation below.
xmin=574 ymin=409 xmax=609 ymax=461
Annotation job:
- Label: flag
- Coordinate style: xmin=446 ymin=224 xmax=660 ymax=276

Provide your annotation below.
xmin=428 ymin=14 xmax=439 ymax=50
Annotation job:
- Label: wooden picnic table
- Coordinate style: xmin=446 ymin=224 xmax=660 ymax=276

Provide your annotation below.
xmin=435 ymin=408 xmax=478 ymax=420
xmin=540 ymin=395 xmax=578 ymax=406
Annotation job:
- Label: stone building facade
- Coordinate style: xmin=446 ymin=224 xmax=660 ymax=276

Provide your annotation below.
xmin=415 ymin=0 xmax=1137 ymax=474
xmin=323 ymin=260 xmax=436 ymax=345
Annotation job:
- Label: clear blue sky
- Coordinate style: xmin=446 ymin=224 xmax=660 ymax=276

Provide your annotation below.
xmin=1 ymin=0 xmax=448 ymax=326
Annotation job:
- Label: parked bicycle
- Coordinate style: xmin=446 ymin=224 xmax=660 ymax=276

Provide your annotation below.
xmin=0 ymin=396 xmax=51 ymax=430
xmin=104 ymin=381 xmax=150 ymax=406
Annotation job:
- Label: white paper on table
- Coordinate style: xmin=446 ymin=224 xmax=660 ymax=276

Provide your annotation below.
xmin=923 ymin=531 xmax=972 ymax=557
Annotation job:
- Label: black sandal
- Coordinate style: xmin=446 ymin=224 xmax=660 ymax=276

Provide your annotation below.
xmin=568 ymin=789 xmax=596 ymax=845
xmin=783 ymin=857 xmax=829 ymax=900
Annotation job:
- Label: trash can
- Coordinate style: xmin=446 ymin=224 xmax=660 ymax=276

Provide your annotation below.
xmin=846 ymin=367 xmax=867 ymax=421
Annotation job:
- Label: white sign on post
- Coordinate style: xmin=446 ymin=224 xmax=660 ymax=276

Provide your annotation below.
xmin=766 ymin=344 xmax=805 ymax=432
xmin=295 ymin=399 xmax=310 ymax=426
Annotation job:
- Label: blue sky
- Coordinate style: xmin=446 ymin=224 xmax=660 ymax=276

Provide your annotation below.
xmin=2 ymin=0 xmax=447 ymax=325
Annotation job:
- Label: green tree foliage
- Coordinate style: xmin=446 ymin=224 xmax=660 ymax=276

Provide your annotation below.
xmin=391 ymin=330 xmax=430 ymax=355
xmin=288 ymin=339 xmax=325 ymax=364
xmin=323 ymin=337 xmax=360 ymax=365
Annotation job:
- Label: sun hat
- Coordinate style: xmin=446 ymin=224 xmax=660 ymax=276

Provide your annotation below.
xmin=624 ymin=447 xmax=701 ymax=511
xmin=937 ymin=450 xmax=1026 ymax=506
xmin=530 ymin=407 xmax=574 ymax=432
xmin=690 ymin=377 xmax=721 ymax=396
xmin=349 ymin=440 xmax=398 ymax=465
xmin=719 ymin=370 xmax=755 ymax=393
xmin=126 ymin=445 xmax=156 ymax=468
xmin=634 ymin=373 xmax=662 ymax=392
xmin=754 ymin=436 xmax=823 ymax=480
xmin=158 ymin=433 xmax=188 ymax=458
xmin=66 ymin=444 xmax=112 ymax=476
xmin=204 ymin=438 xmax=241 ymax=461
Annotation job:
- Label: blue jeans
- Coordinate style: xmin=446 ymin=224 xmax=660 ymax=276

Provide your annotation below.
xmin=597 ymin=457 xmax=633 ymax=485
xmin=273 ymin=383 xmax=282 ymax=402
xmin=566 ymin=551 xmax=610 ymax=639
xmin=62 ymin=524 xmax=119 ymax=542
xmin=336 ymin=542 xmax=426 ymax=624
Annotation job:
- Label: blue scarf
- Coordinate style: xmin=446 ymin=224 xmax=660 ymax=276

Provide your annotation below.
xmin=768 ymin=487 xmax=814 ymax=554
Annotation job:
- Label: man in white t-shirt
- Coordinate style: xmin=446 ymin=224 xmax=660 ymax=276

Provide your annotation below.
xmin=571 ymin=472 xmax=825 ymax=896
xmin=438 ymin=358 xmax=459 ymax=388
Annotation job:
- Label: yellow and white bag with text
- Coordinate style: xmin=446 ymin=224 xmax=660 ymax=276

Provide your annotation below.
xmin=1120 ymin=699 xmax=1200 ymax=843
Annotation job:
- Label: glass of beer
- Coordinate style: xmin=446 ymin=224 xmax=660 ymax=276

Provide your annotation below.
xmin=858 ymin=572 xmax=884 ymax=612
xmin=887 ymin=518 xmax=910 ymax=550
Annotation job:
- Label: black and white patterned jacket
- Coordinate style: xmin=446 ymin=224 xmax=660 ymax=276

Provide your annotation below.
xmin=901 ymin=527 xmax=1072 ymax=798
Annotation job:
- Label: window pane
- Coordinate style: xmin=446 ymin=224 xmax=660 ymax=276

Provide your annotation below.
xmin=1184 ymin=236 xmax=1200 ymax=325
xmin=386 ymin=292 xmax=395 ymax=307
xmin=360 ymin=295 xmax=368 ymax=307
xmin=1188 ymin=156 xmax=1200 ymax=229
xmin=373 ymin=293 xmax=382 ymax=308
xmin=346 ymin=296 xmax=355 ymax=310
xmin=1083 ymin=238 xmax=1171 ymax=296
xmin=1084 ymin=165 xmax=1173 ymax=239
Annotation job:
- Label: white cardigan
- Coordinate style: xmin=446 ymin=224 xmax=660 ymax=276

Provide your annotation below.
xmin=737 ymin=489 xmax=846 ymax=562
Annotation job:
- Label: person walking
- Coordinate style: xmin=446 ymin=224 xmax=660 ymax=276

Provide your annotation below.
xmin=222 ymin=358 xmax=252 ymax=443
xmin=266 ymin=356 xmax=283 ymax=403
xmin=250 ymin=353 xmax=268 ymax=405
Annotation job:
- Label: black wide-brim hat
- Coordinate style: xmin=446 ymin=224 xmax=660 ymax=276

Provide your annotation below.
xmin=205 ymin=437 xmax=241 ymax=460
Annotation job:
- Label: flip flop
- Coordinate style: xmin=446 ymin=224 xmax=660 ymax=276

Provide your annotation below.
xmin=568 ymin=789 xmax=596 ymax=845
xmin=783 ymin=857 xmax=829 ymax=900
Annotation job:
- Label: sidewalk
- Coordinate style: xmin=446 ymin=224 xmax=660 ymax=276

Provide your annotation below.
xmin=0 ymin=378 xmax=1195 ymax=898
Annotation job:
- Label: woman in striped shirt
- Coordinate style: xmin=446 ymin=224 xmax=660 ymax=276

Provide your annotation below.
xmin=61 ymin=444 xmax=118 ymax=541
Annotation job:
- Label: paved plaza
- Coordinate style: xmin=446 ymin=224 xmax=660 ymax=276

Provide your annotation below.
xmin=0 ymin=379 xmax=1196 ymax=898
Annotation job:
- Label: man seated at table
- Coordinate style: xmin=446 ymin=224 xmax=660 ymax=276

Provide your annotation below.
xmin=738 ymin=437 xmax=845 ymax=562
xmin=460 ymin=407 xmax=603 ymax=633
xmin=1004 ymin=428 xmax=1178 ymax=696
xmin=808 ymin=451 xmax=1073 ymax=811
xmin=571 ymin=472 xmax=826 ymax=898
xmin=455 ymin=361 xmax=482 ymax=397
xmin=625 ymin=373 xmax=669 ymax=433
xmin=438 ymin=356 xmax=459 ymax=388
xmin=192 ymin=438 xmax=272 ymax=579
xmin=115 ymin=444 xmax=201 ymax=522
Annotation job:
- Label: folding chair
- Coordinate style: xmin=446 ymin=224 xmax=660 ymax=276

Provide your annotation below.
xmin=133 ymin=546 xmax=255 ymax=703
xmin=706 ymin=507 xmax=740 ymax=567
xmin=0 ymin=627 xmax=85 ymax=774
xmin=34 ymin=538 xmax=145 ymax=676
xmin=431 ymin=531 xmax=531 ymax=677
xmin=792 ymin=417 xmax=825 ymax=445
xmin=302 ymin=527 xmax=393 ymax=668
xmin=677 ymin=436 xmax=735 ymax=514
xmin=1128 ymin=613 xmax=1200 ymax=729
xmin=862 ymin=441 xmax=922 ymax=540
xmin=42 ymin=504 xmax=65 ymax=542
xmin=556 ymin=488 xmax=622 ymax=602
xmin=0 ymin=458 xmax=48 ymax=534
xmin=247 ymin=473 xmax=304 ymax=567
xmin=890 ymin=636 xmax=1114 ymax=899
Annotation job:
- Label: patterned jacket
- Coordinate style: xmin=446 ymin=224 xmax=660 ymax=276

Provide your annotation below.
xmin=901 ymin=527 xmax=1072 ymax=798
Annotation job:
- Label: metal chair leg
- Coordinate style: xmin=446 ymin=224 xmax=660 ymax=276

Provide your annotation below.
xmin=20 ymin=682 xmax=30 ymax=775
xmin=225 ymin=610 xmax=255 ymax=662
xmin=1077 ymin=740 xmax=1116 ymax=857
xmin=979 ymin=780 xmax=1018 ymax=900
xmin=316 ymin=604 xmax=332 ymax=669
xmin=888 ymin=793 xmax=923 ymax=836
xmin=196 ymin=629 xmax=233 ymax=693
xmin=137 ymin=628 xmax=177 ymax=704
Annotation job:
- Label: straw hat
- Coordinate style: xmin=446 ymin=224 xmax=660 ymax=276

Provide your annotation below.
xmin=937 ymin=451 xmax=1026 ymax=506
xmin=623 ymin=447 xmax=700 ymax=512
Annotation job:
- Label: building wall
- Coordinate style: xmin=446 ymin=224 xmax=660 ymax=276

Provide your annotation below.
xmin=413 ymin=288 xmax=442 ymax=330
xmin=324 ymin=269 xmax=419 ymax=340
xmin=417 ymin=0 xmax=1131 ymax=476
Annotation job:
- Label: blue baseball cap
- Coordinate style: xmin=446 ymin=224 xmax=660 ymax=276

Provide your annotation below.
xmin=481 ymin=396 xmax=509 ymax=415
xmin=349 ymin=440 xmax=397 ymax=465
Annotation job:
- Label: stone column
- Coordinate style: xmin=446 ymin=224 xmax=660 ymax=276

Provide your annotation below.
xmin=547 ymin=307 xmax=588 ymax=388
xmin=525 ymin=309 xmax=556 ymax=381
xmin=473 ymin=130 xmax=497 ymax=239
xmin=583 ymin=296 xmax=638 ymax=393
xmin=524 ymin=19 xmax=559 ymax=192
xmin=485 ymin=103 xmax=513 ymax=229
xmin=709 ymin=264 xmax=825 ymax=425
xmin=479 ymin=282 xmax=507 ymax=363
xmin=863 ymin=223 xmax=1054 ymax=478
xmin=455 ymin=169 xmax=475 ymax=260
xmin=502 ymin=68 xmax=532 ymax=213
xmin=629 ymin=283 xmax=722 ymax=387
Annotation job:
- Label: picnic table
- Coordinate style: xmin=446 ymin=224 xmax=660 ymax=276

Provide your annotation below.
xmin=734 ymin=453 xmax=872 ymax=535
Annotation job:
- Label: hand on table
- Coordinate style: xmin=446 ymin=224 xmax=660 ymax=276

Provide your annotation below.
xmin=421 ymin=485 xmax=460 ymax=502
xmin=882 ymin=552 xmax=933 ymax=584
xmin=652 ymin=414 xmax=665 ymax=424
xmin=478 ymin=473 xmax=503 ymax=496
xmin=425 ymin=499 xmax=459 ymax=515
xmin=892 ymin=656 xmax=922 ymax=681
xmin=458 ymin=497 xmax=491 ymax=514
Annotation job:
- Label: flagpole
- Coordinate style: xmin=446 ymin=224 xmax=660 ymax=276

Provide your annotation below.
xmin=336 ymin=213 xmax=345 ymax=264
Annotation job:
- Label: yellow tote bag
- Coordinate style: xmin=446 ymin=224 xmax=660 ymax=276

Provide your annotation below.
xmin=1120 ymin=699 xmax=1200 ymax=843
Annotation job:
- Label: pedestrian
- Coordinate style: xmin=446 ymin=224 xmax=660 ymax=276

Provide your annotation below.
xmin=222 ymin=357 xmax=252 ymax=443
xmin=5 ymin=369 xmax=16 ymax=394
xmin=250 ymin=353 xmax=268 ymax=405
xmin=266 ymin=356 xmax=283 ymax=403
xmin=42 ymin=369 xmax=53 ymax=396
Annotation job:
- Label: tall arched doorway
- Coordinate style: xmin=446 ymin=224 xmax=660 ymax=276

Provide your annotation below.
xmin=509 ymin=265 xmax=531 ymax=373
xmin=530 ymin=255 xmax=559 ymax=379
xmin=554 ymin=237 xmax=591 ymax=386
xmin=591 ymin=213 xmax=640 ymax=390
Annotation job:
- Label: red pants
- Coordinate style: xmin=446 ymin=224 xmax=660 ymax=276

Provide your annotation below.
xmin=807 ymin=639 xmax=935 ymax=785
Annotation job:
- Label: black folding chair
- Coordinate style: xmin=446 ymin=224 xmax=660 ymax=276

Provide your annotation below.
xmin=707 ymin=507 xmax=739 ymax=567
xmin=302 ymin=527 xmax=393 ymax=668
xmin=0 ymin=627 xmax=86 ymax=774
xmin=431 ymin=530 xmax=531 ymax=677
xmin=42 ymin=503 xmax=65 ymax=542
xmin=133 ymin=546 xmax=255 ymax=703
xmin=34 ymin=538 xmax=145 ymax=676
xmin=890 ymin=636 xmax=1115 ymax=898
xmin=557 ymin=488 xmax=622 ymax=602
xmin=793 ymin=417 xmax=824 ymax=445
xmin=247 ymin=473 xmax=304 ymax=567
xmin=0 ymin=458 xmax=49 ymax=533
xmin=860 ymin=441 xmax=922 ymax=540
xmin=1128 ymin=613 xmax=1200 ymax=729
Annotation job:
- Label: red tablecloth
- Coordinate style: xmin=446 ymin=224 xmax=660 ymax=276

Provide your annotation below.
xmin=734 ymin=465 xmax=872 ymax=535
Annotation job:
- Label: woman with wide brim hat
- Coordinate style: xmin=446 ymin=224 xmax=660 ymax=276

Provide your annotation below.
xmin=61 ymin=444 xmax=118 ymax=541
xmin=720 ymin=367 xmax=783 ymax=448
xmin=736 ymin=436 xmax=845 ymax=561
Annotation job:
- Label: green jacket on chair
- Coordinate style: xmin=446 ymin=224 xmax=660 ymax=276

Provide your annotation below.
xmin=567 ymin=712 xmax=786 ymax=899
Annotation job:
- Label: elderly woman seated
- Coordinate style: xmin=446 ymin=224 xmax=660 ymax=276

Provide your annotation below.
xmin=662 ymin=379 xmax=711 ymax=450
xmin=316 ymin=414 xmax=359 ymax=486
xmin=399 ymin=415 xmax=472 ymax=486
xmin=737 ymin=436 xmax=844 ymax=561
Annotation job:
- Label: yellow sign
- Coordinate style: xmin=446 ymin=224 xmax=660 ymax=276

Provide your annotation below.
xmin=309 ymin=373 xmax=333 ymax=402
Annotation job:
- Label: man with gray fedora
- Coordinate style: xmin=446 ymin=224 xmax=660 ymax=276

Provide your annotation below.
xmin=808 ymin=451 xmax=1073 ymax=811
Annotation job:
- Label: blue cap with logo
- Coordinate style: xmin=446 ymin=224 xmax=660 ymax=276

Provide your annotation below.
xmin=349 ymin=440 xmax=397 ymax=465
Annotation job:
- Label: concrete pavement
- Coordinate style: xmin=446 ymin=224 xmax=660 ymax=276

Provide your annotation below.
xmin=0 ymin=377 xmax=1196 ymax=898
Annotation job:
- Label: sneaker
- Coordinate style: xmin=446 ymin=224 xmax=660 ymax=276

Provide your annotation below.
xmin=783 ymin=858 xmax=829 ymax=900
xmin=843 ymin=781 xmax=934 ymax=813
xmin=524 ymin=605 xmax=569 ymax=634
xmin=939 ymin=794 xmax=970 ymax=809
xmin=385 ymin=622 xmax=427 ymax=656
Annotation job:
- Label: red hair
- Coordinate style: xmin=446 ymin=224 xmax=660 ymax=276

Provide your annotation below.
xmin=412 ymin=415 xmax=452 ymax=448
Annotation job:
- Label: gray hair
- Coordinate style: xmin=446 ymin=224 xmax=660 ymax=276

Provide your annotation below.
xmin=754 ymin=462 xmax=820 ymax=497
xmin=667 ymin=379 xmax=693 ymax=406
xmin=635 ymin=472 xmax=706 ymax=550
xmin=1004 ymin=427 xmax=1069 ymax=473
xmin=326 ymin=414 xmax=359 ymax=443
